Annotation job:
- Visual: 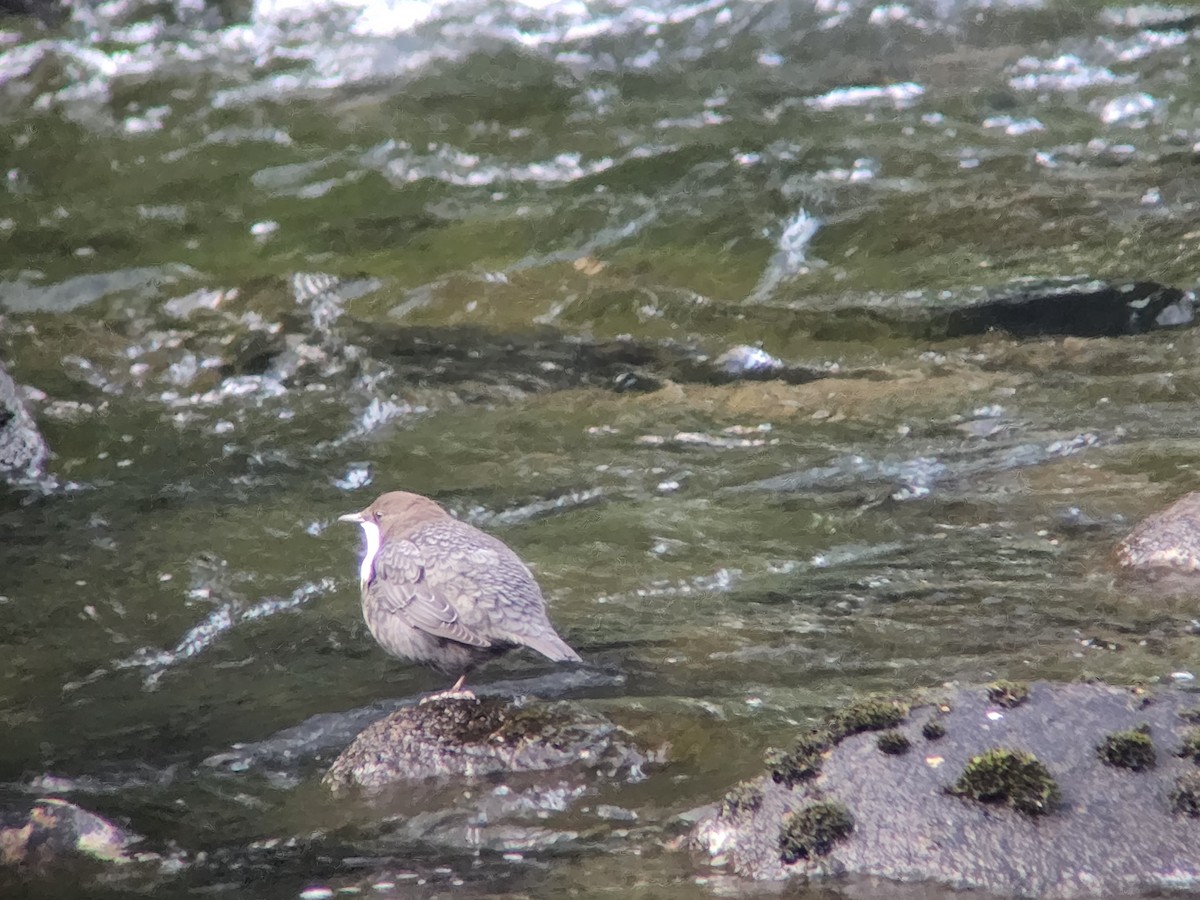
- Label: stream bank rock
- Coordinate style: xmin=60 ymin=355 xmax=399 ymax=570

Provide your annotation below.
xmin=323 ymin=696 xmax=646 ymax=793
xmin=691 ymin=682 xmax=1200 ymax=897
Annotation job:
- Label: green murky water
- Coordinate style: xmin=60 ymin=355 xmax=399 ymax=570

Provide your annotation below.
xmin=4 ymin=0 xmax=1200 ymax=895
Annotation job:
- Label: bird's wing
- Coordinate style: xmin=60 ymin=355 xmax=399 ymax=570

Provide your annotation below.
xmin=368 ymin=536 xmax=492 ymax=648
xmin=415 ymin=522 xmax=582 ymax=663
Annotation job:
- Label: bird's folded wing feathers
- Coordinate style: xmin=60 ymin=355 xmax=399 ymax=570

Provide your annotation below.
xmin=370 ymin=538 xmax=492 ymax=648
xmin=423 ymin=539 xmax=582 ymax=662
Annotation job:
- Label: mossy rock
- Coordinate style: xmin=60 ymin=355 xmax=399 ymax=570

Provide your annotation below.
xmin=1177 ymin=727 xmax=1200 ymax=764
xmin=693 ymin=681 xmax=1200 ymax=894
xmin=826 ymin=697 xmax=909 ymax=741
xmin=1171 ymin=772 xmax=1200 ymax=817
xmin=922 ymin=718 xmax=946 ymax=740
xmin=876 ymin=730 xmax=910 ymax=755
xmin=768 ymin=698 xmax=910 ymax=787
xmin=778 ymin=802 xmax=854 ymax=864
xmin=949 ymin=748 xmax=1060 ymax=816
xmin=719 ymin=781 xmax=763 ymax=818
xmin=1096 ymin=727 xmax=1155 ymax=772
xmin=986 ymin=680 xmax=1029 ymax=709
xmin=768 ymin=730 xmax=831 ymax=788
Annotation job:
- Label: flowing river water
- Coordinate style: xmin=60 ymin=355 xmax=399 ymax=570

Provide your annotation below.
xmin=3 ymin=0 xmax=1200 ymax=896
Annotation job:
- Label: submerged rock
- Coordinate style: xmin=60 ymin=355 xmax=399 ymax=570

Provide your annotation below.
xmin=692 ymin=682 xmax=1200 ymax=897
xmin=729 ymin=432 xmax=1099 ymax=501
xmin=1114 ymin=492 xmax=1200 ymax=577
xmin=351 ymin=322 xmax=823 ymax=393
xmin=937 ymin=278 xmax=1194 ymax=338
xmin=0 ymin=798 xmax=138 ymax=870
xmin=781 ymin=277 xmax=1194 ymax=341
xmin=324 ymin=696 xmax=646 ymax=793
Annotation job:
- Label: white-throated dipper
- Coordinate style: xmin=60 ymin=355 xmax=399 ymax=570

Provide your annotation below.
xmin=339 ymin=491 xmax=581 ymax=695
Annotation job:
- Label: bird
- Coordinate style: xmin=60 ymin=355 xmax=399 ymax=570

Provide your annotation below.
xmin=338 ymin=490 xmax=581 ymax=697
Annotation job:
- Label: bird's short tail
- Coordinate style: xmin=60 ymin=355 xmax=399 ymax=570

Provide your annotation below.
xmin=526 ymin=631 xmax=583 ymax=663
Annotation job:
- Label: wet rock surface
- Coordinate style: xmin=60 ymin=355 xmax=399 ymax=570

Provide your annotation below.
xmin=324 ymin=696 xmax=648 ymax=793
xmin=0 ymin=357 xmax=48 ymax=487
xmin=1114 ymin=492 xmax=1200 ymax=577
xmin=692 ymin=682 xmax=1200 ymax=897
xmin=0 ymin=798 xmax=139 ymax=870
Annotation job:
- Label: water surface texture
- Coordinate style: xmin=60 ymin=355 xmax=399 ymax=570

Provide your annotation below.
xmin=4 ymin=0 xmax=1200 ymax=896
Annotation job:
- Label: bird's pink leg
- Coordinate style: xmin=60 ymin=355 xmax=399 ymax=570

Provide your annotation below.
xmin=419 ymin=673 xmax=477 ymax=704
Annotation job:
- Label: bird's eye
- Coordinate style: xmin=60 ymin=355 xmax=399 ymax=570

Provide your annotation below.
xmin=373 ymin=510 xmax=382 ymax=521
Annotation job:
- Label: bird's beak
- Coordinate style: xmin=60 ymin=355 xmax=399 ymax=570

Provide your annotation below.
xmin=338 ymin=512 xmax=364 ymax=524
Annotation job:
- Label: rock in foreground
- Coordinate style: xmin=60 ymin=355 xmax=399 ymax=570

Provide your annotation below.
xmin=692 ymin=682 xmax=1200 ymax=897
xmin=0 ymin=798 xmax=138 ymax=870
xmin=324 ymin=696 xmax=646 ymax=793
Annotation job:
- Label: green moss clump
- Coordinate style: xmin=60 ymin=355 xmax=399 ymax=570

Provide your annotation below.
xmin=949 ymin=748 xmax=1061 ymax=816
xmin=922 ymin=718 xmax=946 ymax=740
xmin=876 ymin=730 xmax=910 ymax=755
xmin=1177 ymin=727 xmax=1200 ymax=763
xmin=826 ymin=697 xmax=909 ymax=741
xmin=719 ymin=780 xmax=763 ymax=818
xmin=1178 ymin=707 xmax=1200 ymax=725
xmin=986 ymin=680 xmax=1029 ymax=709
xmin=768 ymin=696 xmax=910 ymax=788
xmin=778 ymin=802 xmax=854 ymax=864
xmin=768 ymin=730 xmax=832 ymax=788
xmin=1096 ymin=727 xmax=1155 ymax=772
xmin=1170 ymin=771 xmax=1200 ymax=817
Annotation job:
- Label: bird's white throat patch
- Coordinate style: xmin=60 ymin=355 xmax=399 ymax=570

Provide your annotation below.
xmin=357 ymin=521 xmax=381 ymax=589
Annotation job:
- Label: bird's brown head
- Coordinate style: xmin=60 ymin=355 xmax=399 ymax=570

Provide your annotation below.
xmin=338 ymin=490 xmax=449 ymax=535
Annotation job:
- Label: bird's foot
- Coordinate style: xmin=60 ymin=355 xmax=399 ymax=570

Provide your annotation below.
xmin=419 ymin=674 xmax=476 ymax=704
